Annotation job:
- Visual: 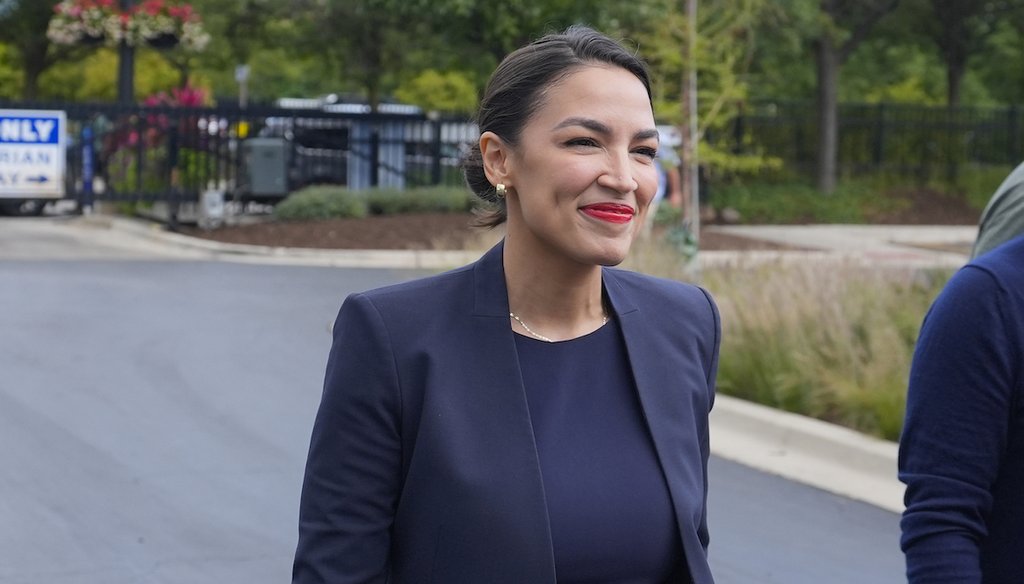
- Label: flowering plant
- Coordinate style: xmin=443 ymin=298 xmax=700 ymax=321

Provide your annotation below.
xmin=47 ymin=0 xmax=209 ymax=52
xmin=46 ymin=0 xmax=123 ymax=46
xmin=126 ymin=0 xmax=210 ymax=51
xmin=143 ymin=84 xmax=209 ymax=109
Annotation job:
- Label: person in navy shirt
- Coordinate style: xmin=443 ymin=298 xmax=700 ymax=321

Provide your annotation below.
xmin=900 ymin=234 xmax=1024 ymax=582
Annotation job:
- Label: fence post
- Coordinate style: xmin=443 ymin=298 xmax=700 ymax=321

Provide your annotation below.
xmin=731 ymin=107 xmax=744 ymax=155
xmin=135 ymin=111 xmax=145 ymax=197
xmin=431 ymin=118 xmax=443 ymax=185
xmin=167 ymin=118 xmax=180 ymax=231
xmin=370 ymin=130 xmax=380 ymax=187
xmin=81 ymin=124 xmax=95 ymax=214
xmin=873 ymin=103 xmax=885 ymax=170
xmin=1010 ymin=105 xmax=1021 ymax=164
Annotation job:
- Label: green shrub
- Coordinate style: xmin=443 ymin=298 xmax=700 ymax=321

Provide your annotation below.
xmin=711 ymin=179 xmax=906 ymax=224
xmin=365 ymin=186 xmax=474 ymax=215
xmin=274 ymin=185 xmax=474 ymax=221
xmin=273 ymin=186 xmax=369 ymax=220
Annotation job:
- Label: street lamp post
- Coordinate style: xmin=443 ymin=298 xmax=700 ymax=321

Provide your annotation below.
xmin=117 ymin=0 xmax=135 ymax=104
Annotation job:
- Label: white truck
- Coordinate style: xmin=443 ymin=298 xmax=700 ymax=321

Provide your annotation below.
xmin=0 ymin=109 xmax=67 ymax=215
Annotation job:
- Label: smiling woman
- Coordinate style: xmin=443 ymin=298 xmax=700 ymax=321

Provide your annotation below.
xmin=485 ymin=64 xmax=660 ymax=278
xmin=293 ymin=25 xmax=721 ymax=584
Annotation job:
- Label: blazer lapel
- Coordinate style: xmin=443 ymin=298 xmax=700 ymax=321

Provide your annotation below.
xmin=604 ymin=269 xmax=713 ymax=582
xmin=450 ymin=242 xmax=555 ymax=582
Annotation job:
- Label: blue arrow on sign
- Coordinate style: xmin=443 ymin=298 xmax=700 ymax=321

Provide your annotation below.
xmin=25 ymin=175 xmax=49 ymax=183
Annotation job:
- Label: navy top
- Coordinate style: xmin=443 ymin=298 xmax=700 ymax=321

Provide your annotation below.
xmin=515 ymin=317 xmax=687 ymax=583
xmin=899 ymin=235 xmax=1024 ymax=583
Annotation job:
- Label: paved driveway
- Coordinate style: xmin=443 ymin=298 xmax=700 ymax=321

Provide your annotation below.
xmin=0 ymin=217 xmax=905 ymax=583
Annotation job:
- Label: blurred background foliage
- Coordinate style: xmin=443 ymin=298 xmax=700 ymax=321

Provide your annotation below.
xmin=3 ymin=0 xmax=1024 ymax=199
xmin=3 ymin=0 xmax=1023 ymax=108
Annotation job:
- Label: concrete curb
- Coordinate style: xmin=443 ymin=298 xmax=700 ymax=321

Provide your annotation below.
xmin=74 ymin=215 xmax=483 ymax=269
xmin=710 ymin=394 xmax=902 ymax=513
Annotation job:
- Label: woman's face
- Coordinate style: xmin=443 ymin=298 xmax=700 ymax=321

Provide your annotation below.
xmin=501 ymin=64 xmax=659 ymax=268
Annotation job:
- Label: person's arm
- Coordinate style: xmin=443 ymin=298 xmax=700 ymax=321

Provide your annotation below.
xmin=697 ymin=287 xmax=721 ymax=553
xmin=293 ymin=293 xmax=403 ymax=584
xmin=899 ymin=266 xmax=1015 ymax=583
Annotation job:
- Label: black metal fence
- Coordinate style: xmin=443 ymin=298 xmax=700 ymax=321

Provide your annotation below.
xmin=725 ymin=100 xmax=1023 ymax=180
xmin=4 ymin=98 xmax=1021 ymax=206
xmin=0 ymin=100 xmax=477 ymax=205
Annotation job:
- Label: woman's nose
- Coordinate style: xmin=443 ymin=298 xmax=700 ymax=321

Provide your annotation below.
xmin=597 ymin=155 xmax=638 ymax=194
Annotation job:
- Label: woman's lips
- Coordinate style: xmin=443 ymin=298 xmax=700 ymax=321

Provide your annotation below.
xmin=580 ymin=203 xmax=635 ymax=224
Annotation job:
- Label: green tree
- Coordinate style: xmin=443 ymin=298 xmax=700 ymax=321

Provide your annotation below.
xmin=635 ymin=0 xmax=777 ymax=175
xmin=39 ymin=48 xmax=180 ymax=101
xmin=283 ymin=0 xmax=417 ymax=109
xmin=812 ymin=0 xmax=901 ymax=194
xmin=917 ymin=0 xmax=1024 ymax=106
xmin=975 ymin=17 xmax=1024 ymax=104
xmin=395 ymin=70 xmax=477 ymax=115
xmin=755 ymin=0 xmax=900 ymax=192
xmin=0 ymin=43 xmax=20 ymax=99
xmin=0 ymin=0 xmax=83 ymax=99
xmin=185 ymin=0 xmax=290 ymax=103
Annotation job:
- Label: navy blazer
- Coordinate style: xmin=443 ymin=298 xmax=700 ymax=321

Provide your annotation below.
xmin=294 ymin=242 xmax=721 ymax=584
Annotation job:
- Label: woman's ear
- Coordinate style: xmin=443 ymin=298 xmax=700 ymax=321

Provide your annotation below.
xmin=480 ymin=131 xmax=513 ymax=186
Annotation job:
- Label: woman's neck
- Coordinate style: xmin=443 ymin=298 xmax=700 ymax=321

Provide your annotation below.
xmin=502 ymin=235 xmax=607 ymax=341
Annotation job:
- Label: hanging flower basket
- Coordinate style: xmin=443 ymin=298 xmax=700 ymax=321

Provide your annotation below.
xmin=47 ymin=0 xmax=122 ymax=48
xmin=47 ymin=0 xmax=209 ymax=52
xmin=127 ymin=0 xmax=210 ymax=52
xmin=80 ymin=32 xmax=107 ymax=46
xmin=146 ymin=32 xmax=180 ymax=49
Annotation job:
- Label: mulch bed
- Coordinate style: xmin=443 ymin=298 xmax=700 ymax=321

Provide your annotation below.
xmin=175 ymin=188 xmax=982 ymax=252
xmin=177 ymin=212 xmax=804 ymax=252
xmin=863 ymin=187 xmax=981 ymax=225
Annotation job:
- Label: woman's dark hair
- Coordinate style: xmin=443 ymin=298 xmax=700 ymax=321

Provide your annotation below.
xmin=462 ymin=24 xmax=653 ymax=227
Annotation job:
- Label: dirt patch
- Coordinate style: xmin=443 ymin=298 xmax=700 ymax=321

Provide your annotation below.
xmin=176 ymin=187 xmax=982 ymax=251
xmin=863 ymin=187 xmax=980 ymax=225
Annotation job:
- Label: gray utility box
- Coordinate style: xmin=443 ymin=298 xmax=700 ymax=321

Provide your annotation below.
xmin=243 ymin=137 xmax=289 ymax=197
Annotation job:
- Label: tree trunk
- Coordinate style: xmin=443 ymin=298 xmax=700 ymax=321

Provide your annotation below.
xmin=815 ymin=37 xmax=840 ymax=195
xmin=946 ymin=57 xmax=965 ymax=107
xmin=21 ymin=54 xmax=46 ymax=101
xmin=22 ymin=70 xmax=40 ymax=100
xmin=679 ymin=0 xmax=698 ymax=224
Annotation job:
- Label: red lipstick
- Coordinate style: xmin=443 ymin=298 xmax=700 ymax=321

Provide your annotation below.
xmin=580 ymin=203 xmax=635 ymax=224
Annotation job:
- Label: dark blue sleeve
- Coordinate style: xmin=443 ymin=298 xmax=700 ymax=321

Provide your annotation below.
xmin=293 ymin=293 xmax=403 ymax=583
xmin=899 ymin=266 xmax=1015 ymax=583
xmin=698 ymin=286 xmax=720 ymax=554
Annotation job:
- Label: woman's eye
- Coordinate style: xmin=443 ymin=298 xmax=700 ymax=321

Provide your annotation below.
xmin=634 ymin=147 xmax=658 ymax=159
xmin=566 ymin=137 xmax=599 ymax=148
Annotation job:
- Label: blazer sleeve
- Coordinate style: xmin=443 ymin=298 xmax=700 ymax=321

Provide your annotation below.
xmin=698 ymin=286 xmax=721 ymax=553
xmin=293 ymin=293 xmax=403 ymax=584
xmin=899 ymin=266 xmax=1016 ymax=583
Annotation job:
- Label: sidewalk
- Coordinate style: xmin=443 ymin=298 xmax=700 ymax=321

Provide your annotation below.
xmin=703 ymin=224 xmax=975 ymax=269
xmin=67 ymin=214 xmax=977 ymax=513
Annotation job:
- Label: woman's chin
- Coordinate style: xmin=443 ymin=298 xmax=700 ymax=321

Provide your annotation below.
xmin=591 ymin=246 xmax=631 ymax=267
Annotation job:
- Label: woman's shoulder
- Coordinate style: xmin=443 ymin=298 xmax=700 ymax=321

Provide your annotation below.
xmin=604 ymin=268 xmax=715 ymax=308
xmin=355 ymin=262 xmax=474 ymax=311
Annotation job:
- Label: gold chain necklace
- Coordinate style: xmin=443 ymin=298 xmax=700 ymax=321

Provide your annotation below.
xmin=509 ymin=311 xmax=609 ymax=343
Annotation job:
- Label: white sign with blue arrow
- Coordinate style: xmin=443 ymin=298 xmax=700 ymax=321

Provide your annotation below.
xmin=0 ymin=109 xmax=66 ymax=198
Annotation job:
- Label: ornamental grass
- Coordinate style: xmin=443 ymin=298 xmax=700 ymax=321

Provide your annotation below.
xmin=624 ymin=239 xmax=952 ymax=441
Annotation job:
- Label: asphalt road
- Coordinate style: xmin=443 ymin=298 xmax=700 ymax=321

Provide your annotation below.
xmin=0 ymin=217 xmax=905 ymax=583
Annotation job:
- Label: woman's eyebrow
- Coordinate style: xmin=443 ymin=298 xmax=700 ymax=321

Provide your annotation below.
xmin=634 ymin=128 xmax=659 ymax=142
xmin=553 ymin=117 xmax=612 ymax=134
xmin=553 ymin=117 xmax=660 ymax=143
